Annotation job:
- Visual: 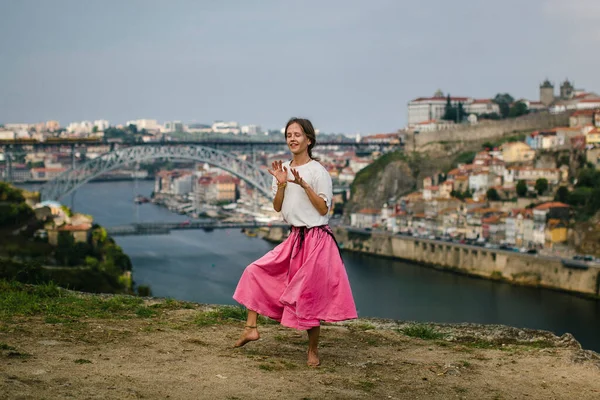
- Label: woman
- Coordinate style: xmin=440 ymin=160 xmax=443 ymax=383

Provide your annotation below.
xmin=233 ymin=117 xmax=357 ymax=367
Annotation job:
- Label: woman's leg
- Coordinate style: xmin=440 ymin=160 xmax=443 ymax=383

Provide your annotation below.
xmin=307 ymin=326 xmax=320 ymax=366
xmin=234 ymin=310 xmax=259 ymax=347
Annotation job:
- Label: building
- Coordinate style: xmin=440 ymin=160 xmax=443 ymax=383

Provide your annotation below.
xmin=540 ymin=80 xmax=555 ymax=106
xmin=66 ymin=121 xmax=93 ymax=134
xmin=350 ymin=208 xmax=381 ymax=228
xmin=30 ymin=167 xmax=67 ymax=181
xmin=126 ymin=119 xmax=160 ymax=131
xmin=46 ymin=120 xmax=60 ymax=131
xmin=172 ymin=173 xmax=193 ymax=196
xmin=241 ymin=125 xmax=262 ymax=136
xmin=212 ymin=121 xmax=240 ymax=135
xmin=407 ymin=93 xmax=500 ymax=127
xmin=213 ymin=174 xmax=239 ymax=202
xmin=501 ymin=142 xmax=535 ymax=164
xmin=93 ymin=120 xmax=110 ymax=131
xmin=163 ymin=121 xmax=185 ymax=133
xmin=532 ymin=202 xmax=570 ymax=246
xmin=349 ymin=157 xmax=371 ymax=173
xmin=585 ymin=128 xmax=600 ymax=146
xmin=569 ymin=109 xmax=598 ymax=127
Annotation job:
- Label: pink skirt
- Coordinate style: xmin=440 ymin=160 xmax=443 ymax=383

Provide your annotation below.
xmin=233 ymin=225 xmax=358 ymax=330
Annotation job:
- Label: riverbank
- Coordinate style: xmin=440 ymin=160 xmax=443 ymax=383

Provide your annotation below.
xmin=1 ymin=282 xmax=599 ymax=400
xmin=326 ymin=227 xmax=600 ymax=299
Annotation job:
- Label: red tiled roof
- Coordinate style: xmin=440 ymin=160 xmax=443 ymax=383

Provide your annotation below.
xmin=411 ymin=96 xmax=470 ymax=102
xmin=534 ymin=202 xmax=569 ymax=210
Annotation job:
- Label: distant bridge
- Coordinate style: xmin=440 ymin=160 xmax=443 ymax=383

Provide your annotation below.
xmin=38 ymin=144 xmax=274 ymax=201
xmin=0 ymin=138 xmax=402 ymax=149
xmin=106 ymin=221 xmax=289 ymax=236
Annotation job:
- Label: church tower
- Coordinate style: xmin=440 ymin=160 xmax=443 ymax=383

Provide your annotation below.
xmin=540 ymin=79 xmax=555 ymax=106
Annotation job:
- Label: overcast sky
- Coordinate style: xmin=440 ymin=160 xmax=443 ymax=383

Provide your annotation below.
xmin=1 ymin=0 xmax=598 ymax=133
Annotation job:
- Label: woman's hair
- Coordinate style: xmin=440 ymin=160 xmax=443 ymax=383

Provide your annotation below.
xmin=284 ymin=117 xmax=318 ymax=160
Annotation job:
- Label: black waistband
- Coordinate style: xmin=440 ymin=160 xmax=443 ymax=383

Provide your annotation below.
xmin=290 ymin=225 xmax=340 ymax=258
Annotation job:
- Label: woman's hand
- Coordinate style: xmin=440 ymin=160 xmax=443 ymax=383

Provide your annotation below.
xmin=268 ymin=160 xmax=288 ymax=184
xmin=289 ymin=168 xmax=308 ymax=189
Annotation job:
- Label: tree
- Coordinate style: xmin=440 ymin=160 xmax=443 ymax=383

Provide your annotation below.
xmin=442 ymin=95 xmax=454 ymax=121
xmin=516 ymin=180 xmax=528 ymax=197
xmin=127 ymin=124 xmax=138 ymax=135
xmin=534 ymin=178 xmax=549 ymax=195
xmin=493 ymin=93 xmax=514 ymax=118
xmin=555 ymin=186 xmax=569 ymax=203
xmin=486 ymin=188 xmax=501 ymax=201
xmin=441 ymin=95 xmax=467 ymax=123
xmin=508 ymin=101 xmax=529 ymax=118
xmin=92 ymin=126 xmax=98 ymax=133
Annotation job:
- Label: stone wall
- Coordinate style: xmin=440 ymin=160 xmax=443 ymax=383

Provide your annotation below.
xmin=335 ymin=227 xmax=600 ymax=297
xmin=406 ymin=112 xmax=571 ymax=150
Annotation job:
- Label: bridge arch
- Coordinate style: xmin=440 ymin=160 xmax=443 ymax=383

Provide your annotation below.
xmin=39 ymin=145 xmax=273 ymax=201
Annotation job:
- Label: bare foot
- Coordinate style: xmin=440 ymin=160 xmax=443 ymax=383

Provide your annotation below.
xmin=234 ymin=326 xmax=259 ymax=348
xmin=307 ymin=349 xmax=320 ymax=367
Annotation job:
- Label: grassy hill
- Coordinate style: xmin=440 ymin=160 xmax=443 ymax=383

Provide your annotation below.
xmin=1 ymin=281 xmax=599 ymax=399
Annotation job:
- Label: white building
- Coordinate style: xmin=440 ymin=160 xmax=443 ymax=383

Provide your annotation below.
xmin=466 ymin=99 xmax=501 ymax=116
xmin=468 ymin=172 xmax=490 ymax=193
xmin=241 ymin=125 xmax=262 ymax=135
xmin=66 ymin=121 xmax=93 ymax=134
xmin=162 ymin=121 xmax=185 ymax=133
xmin=4 ymin=123 xmax=31 ymax=131
xmin=338 ymin=167 xmax=356 ymax=183
xmin=349 ymin=157 xmax=371 ymax=173
xmin=407 ymin=95 xmax=499 ymax=127
xmin=172 ymin=174 xmax=193 ymax=196
xmin=126 ymin=119 xmax=160 ymax=131
xmin=0 ymin=130 xmax=16 ymax=140
xmin=93 ymin=120 xmax=110 ymax=131
xmin=212 ymin=121 xmax=240 ymax=134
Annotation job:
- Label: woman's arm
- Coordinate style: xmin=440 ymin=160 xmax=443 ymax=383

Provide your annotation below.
xmin=289 ymin=168 xmax=329 ymax=216
xmin=273 ymin=183 xmax=285 ymax=212
xmin=302 ymin=184 xmax=328 ymax=216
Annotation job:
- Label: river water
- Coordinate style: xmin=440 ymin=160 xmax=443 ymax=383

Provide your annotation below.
xmin=22 ymin=181 xmax=600 ymax=351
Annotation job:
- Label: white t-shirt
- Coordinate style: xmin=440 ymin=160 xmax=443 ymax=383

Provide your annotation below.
xmin=271 ymin=160 xmax=332 ymax=228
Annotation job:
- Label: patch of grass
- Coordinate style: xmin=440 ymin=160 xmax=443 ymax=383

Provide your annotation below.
xmin=356 ymin=380 xmax=375 ymax=392
xmin=273 ymin=334 xmax=287 ymax=342
xmin=74 ymin=358 xmax=92 ymax=364
xmin=151 ymin=298 xmax=195 ymax=310
xmin=280 ymin=360 xmax=298 ymax=370
xmin=352 ymin=322 xmax=376 ymax=331
xmin=258 ymin=363 xmax=275 ymax=371
xmin=0 ymin=280 xmax=156 ymax=322
xmin=0 ymin=343 xmax=16 ymax=351
xmin=135 ymin=307 xmax=157 ymax=318
xmin=453 ymin=386 xmax=468 ymax=394
xmin=460 ymin=360 xmax=471 ymax=368
xmin=400 ymin=324 xmax=446 ymax=340
xmin=5 ymin=350 xmax=31 ymax=359
xmin=193 ymin=306 xmax=247 ymax=326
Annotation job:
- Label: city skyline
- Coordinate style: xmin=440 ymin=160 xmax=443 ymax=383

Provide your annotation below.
xmin=1 ymin=0 xmax=599 ymax=133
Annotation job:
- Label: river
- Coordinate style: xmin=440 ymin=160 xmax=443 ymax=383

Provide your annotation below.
xmin=22 ymin=180 xmax=600 ymax=351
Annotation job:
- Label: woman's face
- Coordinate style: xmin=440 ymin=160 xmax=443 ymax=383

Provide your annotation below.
xmin=286 ymin=122 xmax=311 ymax=156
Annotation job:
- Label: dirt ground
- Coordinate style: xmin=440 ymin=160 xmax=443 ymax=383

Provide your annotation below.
xmin=2 ymin=302 xmax=600 ymax=400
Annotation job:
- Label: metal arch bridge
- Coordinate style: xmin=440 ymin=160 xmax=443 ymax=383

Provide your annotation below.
xmin=38 ymin=145 xmax=273 ymax=201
